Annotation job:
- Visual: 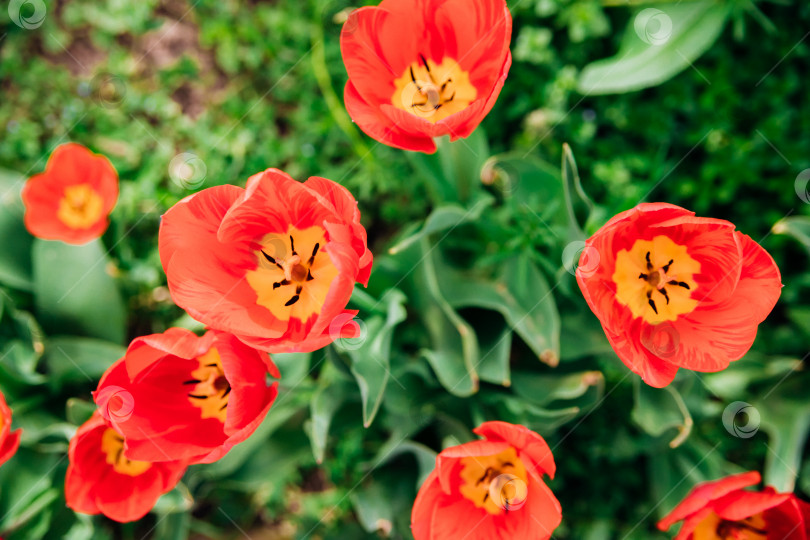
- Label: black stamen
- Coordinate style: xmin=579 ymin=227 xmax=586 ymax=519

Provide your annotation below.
xmin=206 ymin=363 xmax=218 ymax=367
xmin=285 ymin=295 xmax=300 ymax=306
xmin=309 ymin=243 xmax=319 ymax=264
xmin=477 ymin=467 xmax=495 ymax=485
xmin=222 ymin=387 xmax=231 ymax=397
xmin=410 ymin=66 xmax=417 ymax=84
xmin=662 ymin=259 xmax=674 ymax=273
xmin=646 ymin=251 xmax=653 ymax=270
xmin=483 ymin=492 xmax=489 ymax=502
xmin=419 ymin=53 xmax=438 ymax=84
xmin=273 ymin=279 xmax=290 ymax=290
xmin=295 ymin=285 xmax=303 ymax=294
xmin=676 ymin=281 xmax=690 ymax=290
xmin=183 ymin=379 xmax=201 ymax=385
xmin=419 ymin=53 xmax=430 ymax=72
xmin=306 ymin=269 xmax=314 ymax=281
xmin=445 ymin=91 xmax=455 ymax=103
xmin=647 ymin=290 xmax=658 ymax=314
xmin=261 ymin=250 xmax=285 ymax=270
xmin=220 ymin=403 xmax=228 ymax=411
xmin=188 ymin=394 xmax=208 ymax=399
xmin=639 ymin=273 xmax=649 ymax=280
xmin=290 ymin=235 xmax=297 ymax=255
xmin=659 ymin=287 xmax=670 ymax=305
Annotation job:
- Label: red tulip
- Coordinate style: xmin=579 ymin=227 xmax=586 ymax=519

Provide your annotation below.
xmin=94 ymin=328 xmax=279 ymax=464
xmin=658 ymin=471 xmax=810 ymax=539
xmin=21 ymin=143 xmax=118 ymax=244
xmin=0 ymin=389 xmax=21 ymax=468
xmin=340 ymin=0 xmax=512 ymax=153
xmin=159 ymin=168 xmax=372 ymax=353
xmin=411 ymin=421 xmax=561 ymax=539
xmin=65 ymin=412 xmax=187 ymax=523
xmin=576 ymin=203 xmax=781 ymax=388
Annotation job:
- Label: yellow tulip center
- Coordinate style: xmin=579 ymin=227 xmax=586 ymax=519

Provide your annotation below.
xmin=458 ymin=447 xmax=529 ymax=516
xmin=612 ymin=236 xmax=700 ymax=323
xmin=185 ymin=348 xmax=230 ymax=423
xmin=392 ymin=55 xmax=477 ymax=123
xmin=101 ymin=428 xmax=151 ymax=476
xmin=58 ymin=184 xmax=104 ymax=229
xmin=246 ymin=225 xmax=339 ymax=322
xmin=693 ymin=511 xmax=768 ymax=540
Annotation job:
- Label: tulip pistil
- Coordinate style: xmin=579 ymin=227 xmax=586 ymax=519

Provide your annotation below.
xmin=392 ymin=56 xmax=477 ymax=123
xmin=694 ymin=511 xmax=768 ymax=540
xmin=187 ymin=349 xmax=230 ymax=422
xmin=716 ymin=518 xmax=768 ymax=539
xmin=613 ymin=236 xmax=700 ymax=324
xmin=248 ymin=225 xmax=339 ymax=322
xmin=458 ymin=447 xmax=529 ymax=515
xmin=58 ymin=183 xmax=104 ymax=229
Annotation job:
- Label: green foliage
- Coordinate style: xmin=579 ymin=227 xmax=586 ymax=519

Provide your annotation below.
xmin=0 ymin=0 xmax=809 ymax=539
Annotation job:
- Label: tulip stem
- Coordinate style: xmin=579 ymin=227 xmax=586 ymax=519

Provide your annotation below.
xmin=309 ymin=22 xmax=372 ymax=161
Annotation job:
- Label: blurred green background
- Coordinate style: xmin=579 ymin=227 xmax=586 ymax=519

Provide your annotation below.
xmin=1 ymin=0 xmax=810 ymax=538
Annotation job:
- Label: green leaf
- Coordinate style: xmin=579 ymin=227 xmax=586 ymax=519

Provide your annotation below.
xmin=153 ymin=510 xmax=191 ymax=540
xmin=512 ymin=370 xmax=604 ymax=409
xmin=0 ymin=168 xmax=34 ymax=291
xmin=152 ymin=484 xmax=194 ymax=515
xmin=416 ymin=241 xmax=479 ymax=397
xmin=32 ymin=238 xmax=126 ymax=344
xmin=371 ymin=438 xmax=438 ymax=488
xmin=577 ymin=1 xmax=732 ymax=95
xmin=632 ymin=380 xmax=693 ymax=448
xmin=440 ymin=252 xmax=561 ymax=367
xmin=436 ymin=129 xmax=490 ymax=203
xmin=341 ymin=289 xmax=407 ymax=427
xmin=561 ymin=143 xmax=595 ymax=238
xmin=0 ymin=340 xmax=47 ymax=386
xmin=473 ymin=319 xmax=512 ymax=387
xmin=350 ymin=482 xmax=394 ymax=535
xmin=0 ymin=449 xmax=58 ymax=532
xmin=43 ymin=336 xmax=125 ymax=390
xmin=755 ymin=392 xmax=810 ymax=492
xmin=306 ymin=370 xmax=352 ymax=463
xmin=204 ymin=397 xmax=305 ymax=479
xmin=773 ymin=216 xmax=810 ymax=256
xmin=66 ymin=398 xmax=97 ymax=426
xmin=387 ymin=194 xmax=494 ymax=255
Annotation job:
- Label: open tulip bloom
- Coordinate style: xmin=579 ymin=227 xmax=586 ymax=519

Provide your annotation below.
xmin=0 ymin=389 xmax=21 ymax=468
xmin=576 ymin=203 xmax=782 ymax=388
xmin=340 ymin=0 xmax=512 ymax=153
xmin=658 ymin=471 xmax=810 ymax=539
xmin=65 ymin=412 xmax=188 ymax=523
xmin=159 ymin=168 xmax=373 ymax=353
xmin=411 ymin=421 xmax=561 ymax=539
xmin=21 ymin=143 xmax=119 ymax=245
xmin=94 ymin=328 xmax=279 ymax=464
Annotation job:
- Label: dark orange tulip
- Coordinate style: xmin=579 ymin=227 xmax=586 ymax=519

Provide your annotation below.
xmin=411 ymin=421 xmax=561 ymax=539
xmin=658 ymin=471 xmax=810 ymax=539
xmin=340 ymin=0 xmax=512 ymax=153
xmin=0 ymin=389 xmax=21 ymax=468
xmin=21 ymin=143 xmax=118 ymax=244
xmin=94 ymin=328 xmax=279 ymax=464
xmin=65 ymin=412 xmax=187 ymax=523
xmin=577 ymin=203 xmax=782 ymax=388
xmin=159 ymin=168 xmax=372 ymax=353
